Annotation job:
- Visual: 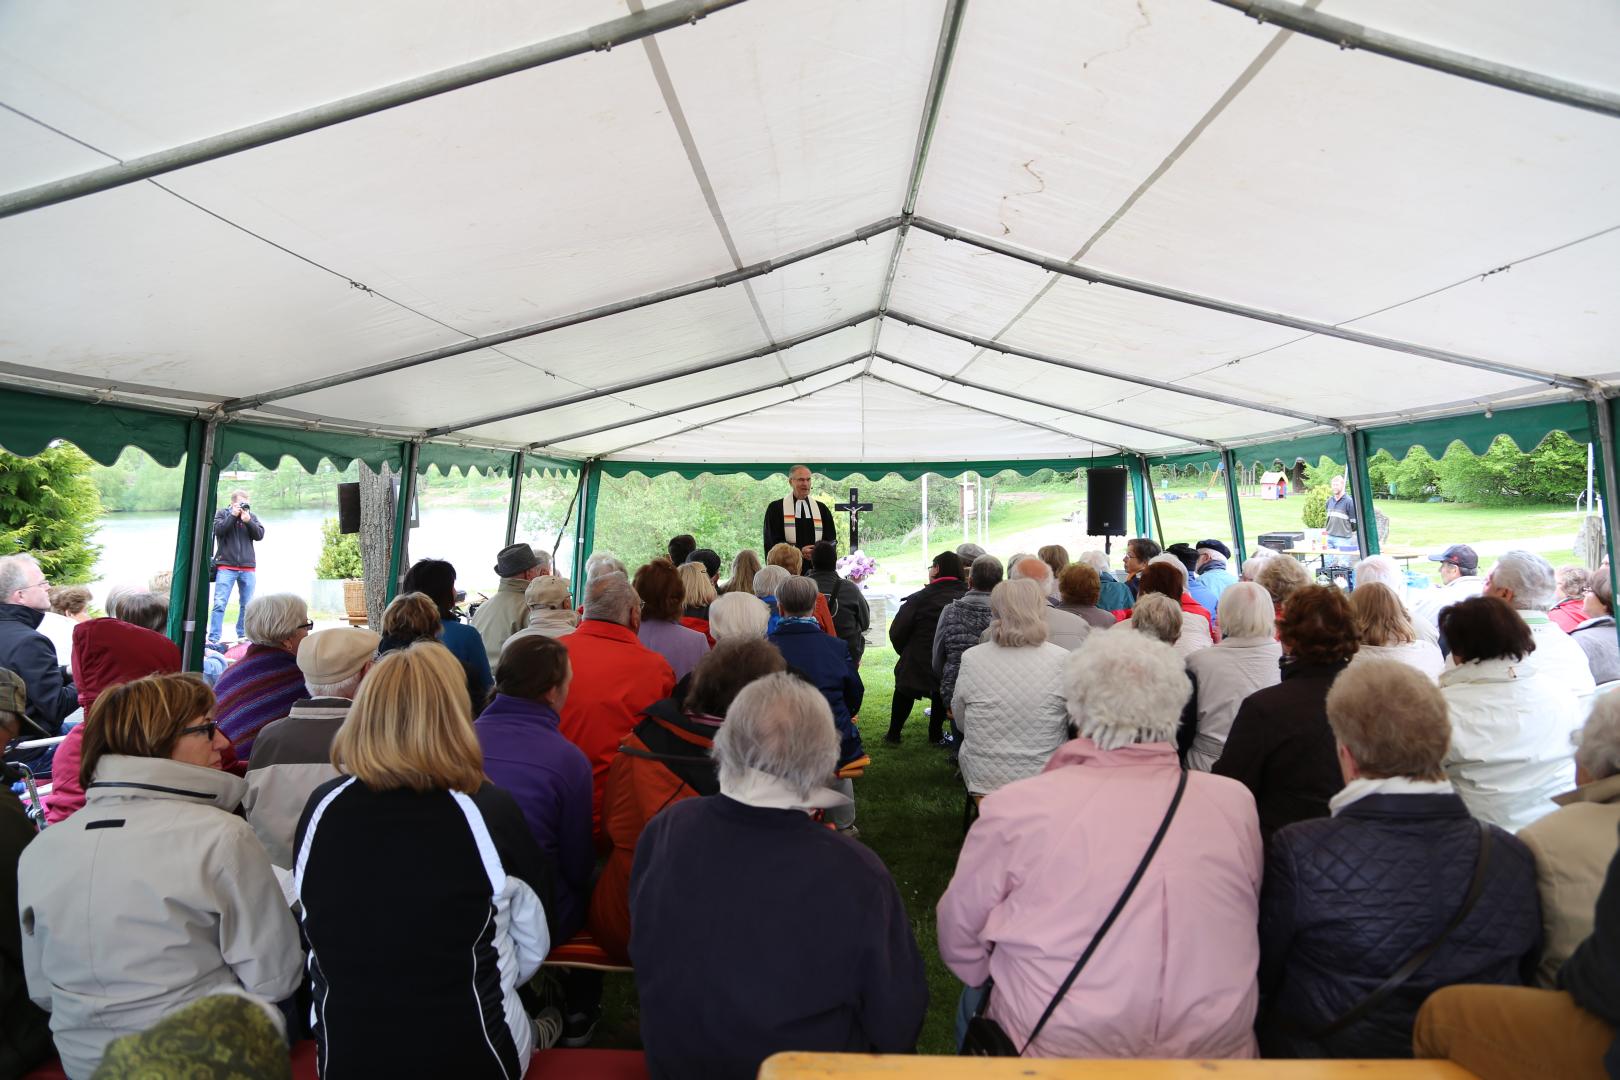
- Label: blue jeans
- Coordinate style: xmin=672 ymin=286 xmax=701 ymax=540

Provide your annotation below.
xmin=209 ymin=567 xmax=255 ymax=643
xmin=956 ymin=982 xmax=989 ymax=1051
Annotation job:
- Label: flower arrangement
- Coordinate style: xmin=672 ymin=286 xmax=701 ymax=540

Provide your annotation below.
xmin=837 ymin=550 xmax=877 ymax=586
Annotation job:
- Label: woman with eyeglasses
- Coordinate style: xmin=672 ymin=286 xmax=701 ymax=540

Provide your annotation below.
xmin=17 ymin=672 xmax=304 ymax=1079
xmin=214 ymin=593 xmax=316 ymax=758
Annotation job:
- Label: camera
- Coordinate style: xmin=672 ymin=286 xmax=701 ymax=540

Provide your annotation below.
xmin=238 ymin=502 xmax=250 ymax=511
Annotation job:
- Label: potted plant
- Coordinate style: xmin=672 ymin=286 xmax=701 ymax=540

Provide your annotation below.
xmin=314 ymin=519 xmax=366 ymax=624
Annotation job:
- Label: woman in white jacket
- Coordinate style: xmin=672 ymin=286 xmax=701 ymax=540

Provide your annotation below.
xmin=954 ymin=579 xmax=1070 ymax=795
xmin=17 ymin=673 xmax=303 ymax=1079
xmin=1438 ymin=595 xmax=1584 ymax=832
xmin=1350 ymin=582 xmax=1445 ymax=680
xmin=1184 ymin=583 xmax=1283 ymax=771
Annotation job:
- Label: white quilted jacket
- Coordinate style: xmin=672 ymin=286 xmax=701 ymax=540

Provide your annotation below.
xmin=952 ymin=641 xmax=1070 ymax=795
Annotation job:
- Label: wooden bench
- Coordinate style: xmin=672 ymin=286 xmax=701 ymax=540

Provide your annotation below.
xmin=758 ymin=1053 xmax=1476 ymax=1078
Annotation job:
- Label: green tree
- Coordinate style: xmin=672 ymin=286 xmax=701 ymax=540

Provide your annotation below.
xmin=1432 ymin=433 xmax=1585 ymax=506
xmin=314 ymin=518 xmax=364 ymax=579
xmin=0 ymin=442 xmax=103 ymax=582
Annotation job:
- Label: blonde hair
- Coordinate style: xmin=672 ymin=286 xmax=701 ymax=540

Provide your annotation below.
xmin=722 ymin=549 xmax=760 ymax=595
xmin=1351 ymin=582 xmax=1417 ymax=647
xmin=678 ymin=562 xmax=717 ymax=609
xmin=1037 ymin=545 xmax=1070 ymax=583
xmin=1254 ymin=554 xmax=1311 ymax=609
xmin=989 ymin=579 xmax=1049 ymax=647
xmin=331 ymin=642 xmax=484 ymax=793
xmin=766 ymin=543 xmax=804 ymax=575
xmin=1129 ymin=593 xmax=1183 ymax=645
xmin=1327 ymin=659 xmax=1449 ymax=781
xmin=80 ymin=673 xmax=214 ymax=788
xmin=381 ymin=592 xmax=442 ymax=640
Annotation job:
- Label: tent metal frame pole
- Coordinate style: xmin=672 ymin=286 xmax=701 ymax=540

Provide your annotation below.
xmin=504 ymin=451 xmax=526 ymax=546
xmin=1139 ymin=454 xmax=1165 ymax=544
xmin=1589 ymin=395 xmax=1620 ymax=659
xmin=526 ymin=355 xmax=867 ymax=450
xmin=863 ymin=373 xmax=1139 ymax=454
xmin=426 ymin=311 xmax=879 ymax=436
xmin=1342 ymin=428 xmax=1374 ymax=557
xmin=908 ymin=219 xmax=1594 ymax=392
xmin=0 ymin=0 xmax=752 ymax=221
xmin=921 ymin=473 xmax=930 ymax=560
xmin=868 ymin=0 xmax=971 ymax=372
xmin=874 ymin=351 xmax=1217 ymax=446
xmin=887 ymin=309 xmax=1339 ymax=427
xmin=1221 ymin=448 xmax=1247 ymax=572
xmin=227 ymin=218 xmax=899 ymax=412
xmin=179 ymin=418 xmax=220 ymax=671
xmin=1211 ymin=0 xmax=1620 ymax=120
xmin=387 ymin=442 xmax=420 ymax=602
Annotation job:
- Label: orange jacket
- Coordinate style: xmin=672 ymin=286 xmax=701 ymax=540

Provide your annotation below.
xmin=558 ymin=621 xmax=676 ymax=842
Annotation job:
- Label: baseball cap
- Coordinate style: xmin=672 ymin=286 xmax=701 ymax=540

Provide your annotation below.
xmin=1428 ymin=544 xmax=1479 ymax=572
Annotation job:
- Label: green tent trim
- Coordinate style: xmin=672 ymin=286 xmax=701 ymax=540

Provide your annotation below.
xmin=216 ymin=423 xmax=405 ymax=475
xmin=1362 ymin=399 xmax=1592 ymax=459
xmin=0 ymin=386 xmax=194 ymax=468
xmin=596 ymin=456 xmax=1129 ymax=482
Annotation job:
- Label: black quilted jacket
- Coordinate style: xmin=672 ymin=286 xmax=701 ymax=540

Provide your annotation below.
xmin=1257 ymin=792 xmax=1541 ymax=1058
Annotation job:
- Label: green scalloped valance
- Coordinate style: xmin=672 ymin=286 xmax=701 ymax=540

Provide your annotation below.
xmin=1229 ymin=431 xmax=1347 ymax=469
xmin=596 ymin=456 xmax=1126 ymax=481
xmin=1149 ymin=450 xmax=1222 ymax=472
xmin=1362 ymin=400 xmax=1592 ymax=459
xmin=217 ymin=424 xmax=404 ymax=474
xmin=415 ymin=443 xmax=514 ymax=478
xmin=0 ymin=387 xmax=193 ymax=467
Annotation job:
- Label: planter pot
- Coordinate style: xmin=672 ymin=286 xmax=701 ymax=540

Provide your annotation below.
xmin=342 ymin=580 xmax=367 ymax=621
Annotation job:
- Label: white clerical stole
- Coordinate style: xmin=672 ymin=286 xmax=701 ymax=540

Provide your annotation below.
xmin=780 ymin=495 xmax=825 ymax=545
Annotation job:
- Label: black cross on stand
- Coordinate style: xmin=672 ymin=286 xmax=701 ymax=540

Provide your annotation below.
xmin=835 ymin=487 xmax=874 ymax=551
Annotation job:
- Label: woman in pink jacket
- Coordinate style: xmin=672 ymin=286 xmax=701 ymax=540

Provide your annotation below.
xmin=937 ymin=628 xmax=1263 ymax=1058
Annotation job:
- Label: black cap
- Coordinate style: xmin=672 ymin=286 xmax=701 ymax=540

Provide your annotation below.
xmin=1428 ymin=544 xmax=1479 ymax=572
xmin=1196 ymin=539 xmax=1231 ymax=559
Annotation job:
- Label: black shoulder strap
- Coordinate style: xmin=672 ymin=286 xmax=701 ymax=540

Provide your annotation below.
xmin=1309 ymin=820 xmax=1494 ymax=1041
xmin=1019 ymin=767 xmax=1189 ymax=1055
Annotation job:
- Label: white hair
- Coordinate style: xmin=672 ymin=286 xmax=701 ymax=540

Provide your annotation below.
xmin=776 ymin=575 xmax=819 ymax=617
xmin=1010 ymin=556 xmax=1054 ymax=597
xmin=583 ymin=572 xmax=637 ymax=626
xmin=1217 ymin=582 xmax=1275 ymax=640
xmin=1490 ymin=550 xmax=1557 ymax=611
xmin=713 ymin=672 xmax=839 ymax=801
xmin=0 ymin=554 xmax=40 ymax=602
xmin=1129 ymin=593 xmax=1182 ymax=645
xmin=1354 ymin=555 xmax=1405 ymax=601
xmin=532 ymin=549 xmax=553 ymax=575
xmin=1081 ymin=550 xmax=1111 ymax=575
xmin=1576 ymin=694 xmax=1620 ymax=780
xmin=584 ymin=552 xmax=627 ymax=583
xmin=244 ymin=593 xmax=309 ymax=645
xmin=752 ymin=564 xmax=790 ymax=598
xmin=1241 ymin=548 xmax=1276 ymax=582
xmin=989 ymin=579 xmax=1049 ymax=647
xmin=307 ymin=670 xmax=367 ymax=700
xmin=708 ymin=592 xmax=770 ymax=641
xmin=1063 ymin=630 xmax=1190 ymax=751
xmin=1148 ymin=553 xmax=1188 ymax=583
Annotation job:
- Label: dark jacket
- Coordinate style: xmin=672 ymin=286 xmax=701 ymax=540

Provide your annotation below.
xmin=1259 ymin=792 xmax=1540 ymax=1058
xmin=630 ymin=794 xmax=927 ymax=1080
xmin=769 ymin=621 xmax=865 ymax=768
xmin=932 ymin=590 xmax=993 ymax=707
xmin=763 ymin=498 xmax=837 ymax=552
xmin=211 ymin=507 xmax=265 ymax=568
xmin=475 ymin=694 xmax=595 ymax=940
xmin=1561 ymin=823 xmax=1620 ymax=1070
xmin=0 ymin=603 xmax=76 ymax=739
xmin=809 ymin=569 xmax=870 ymax=664
xmin=888 ymin=577 xmax=968 ymax=696
xmin=1212 ymin=659 xmax=1348 ymax=839
xmin=0 ymin=767 xmax=52 ymax=1078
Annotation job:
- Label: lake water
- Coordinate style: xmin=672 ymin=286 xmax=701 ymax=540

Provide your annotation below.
xmin=89 ymin=506 xmax=567 ymax=611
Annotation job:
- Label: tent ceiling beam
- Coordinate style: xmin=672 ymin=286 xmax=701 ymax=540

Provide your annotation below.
xmin=869 ymin=0 xmax=971 ymax=373
xmin=910 ymin=218 xmax=1595 ymax=392
xmin=884 ymin=309 xmax=1340 ymax=427
xmin=872 ymin=352 xmax=1215 ymax=447
xmin=863 ymin=372 xmax=1137 ymax=455
xmin=427 ymin=310 xmax=879 ymax=436
xmin=597 ymin=372 xmax=866 ymax=460
xmin=226 ymin=215 xmax=900 ymax=412
xmin=0 ymin=0 xmax=752 ymax=221
xmin=527 ymin=354 xmax=868 ymax=450
xmin=1212 ymin=0 xmax=1620 ymax=120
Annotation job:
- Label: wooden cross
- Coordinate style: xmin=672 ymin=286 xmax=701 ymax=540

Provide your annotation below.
xmin=835 ymin=487 xmax=874 ymax=551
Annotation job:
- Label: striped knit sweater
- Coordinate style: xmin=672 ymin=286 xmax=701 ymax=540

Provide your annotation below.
xmin=215 ymin=644 xmax=308 ymax=759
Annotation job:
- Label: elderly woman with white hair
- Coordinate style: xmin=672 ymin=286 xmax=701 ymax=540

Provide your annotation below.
xmin=707 ymin=591 xmax=771 ymax=642
xmin=1519 ymin=694 xmax=1620 ymax=985
xmin=1184 ymin=582 xmax=1284 ymax=772
xmin=952 ymin=579 xmax=1071 ymax=797
xmin=938 ymin=630 xmax=1262 ymax=1058
xmin=630 ymin=673 xmax=927 ymax=1076
xmin=213 ymin=593 xmax=312 ymax=757
xmin=751 ymin=564 xmax=791 ymax=629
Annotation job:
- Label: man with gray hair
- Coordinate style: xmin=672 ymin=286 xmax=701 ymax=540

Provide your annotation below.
xmin=559 ymin=572 xmax=675 ymax=841
xmin=763 ymin=464 xmax=837 ymax=563
xmin=0 ymin=553 xmax=76 ymax=746
xmin=1485 ymin=550 xmax=1597 ymax=697
xmin=1007 ymin=556 xmax=1090 ymax=651
xmin=584 ymin=552 xmax=627 ymax=584
xmin=629 ymin=673 xmax=927 ymax=1077
xmin=471 ymin=542 xmax=550 ymax=666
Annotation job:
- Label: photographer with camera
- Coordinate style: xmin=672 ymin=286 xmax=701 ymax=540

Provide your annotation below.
xmin=208 ymin=488 xmax=265 ymax=646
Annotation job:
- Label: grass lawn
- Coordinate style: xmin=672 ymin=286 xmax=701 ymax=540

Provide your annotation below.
xmin=591 ymin=643 xmax=969 ymax=1056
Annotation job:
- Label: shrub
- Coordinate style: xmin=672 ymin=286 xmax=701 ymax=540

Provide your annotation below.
xmin=0 ymin=442 xmax=102 ymax=583
xmin=314 ymin=518 xmax=363 ymax=579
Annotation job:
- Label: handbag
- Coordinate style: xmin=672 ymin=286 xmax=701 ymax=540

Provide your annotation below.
xmin=960 ymin=767 xmax=1189 ymax=1057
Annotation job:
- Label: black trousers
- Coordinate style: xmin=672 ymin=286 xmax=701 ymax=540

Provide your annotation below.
xmin=889 ymin=689 xmax=946 ymax=742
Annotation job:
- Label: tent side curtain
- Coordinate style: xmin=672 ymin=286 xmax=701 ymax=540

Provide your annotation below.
xmin=525 ymin=453 xmax=582 ymax=479
xmin=1148 ymin=450 xmax=1223 ymax=472
xmin=597 ymin=456 xmax=1131 ymax=482
xmin=1230 ymin=431 xmax=1347 ymax=469
xmin=217 ymin=423 xmax=404 ymax=474
xmin=0 ymin=387 xmax=193 ymax=467
xmin=1363 ymin=400 xmax=1594 ymax=460
xmin=416 ymin=442 xmax=515 ymax=478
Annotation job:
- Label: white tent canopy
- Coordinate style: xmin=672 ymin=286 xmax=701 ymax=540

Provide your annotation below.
xmin=2 ymin=0 xmax=1619 ymax=467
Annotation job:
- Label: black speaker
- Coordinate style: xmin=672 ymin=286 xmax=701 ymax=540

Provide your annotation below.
xmin=337 ymin=482 xmax=361 ymax=534
xmin=1086 ymin=468 xmax=1128 ymax=536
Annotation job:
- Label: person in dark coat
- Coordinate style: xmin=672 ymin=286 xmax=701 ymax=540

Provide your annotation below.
xmin=0 ymin=555 xmax=77 ymax=755
xmin=630 ymin=673 xmax=927 ymax=1080
xmin=0 ymin=674 xmax=53 ymax=1079
xmin=887 ymin=551 xmax=967 ymax=745
xmin=808 ymin=540 xmax=870 ymax=665
xmin=1214 ymin=585 xmax=1356 ymax=838
xmin=769 ymin=578 xmax=865 ymax=771
xmin=1259 ymin=659 xmax=1541 ymax=1059
xmin=762 ymin=465 xmax=837 ymax=561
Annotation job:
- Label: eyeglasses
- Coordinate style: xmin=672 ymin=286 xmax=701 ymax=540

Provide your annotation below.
xmin=178 ymin=720 xmax=218 ymax=740
xmin=298 ymin=621 xmax=314 ymax=631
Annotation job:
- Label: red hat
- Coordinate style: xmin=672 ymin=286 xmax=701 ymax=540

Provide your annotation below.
xmin=72 ymin=618 xmax=182 ymax=709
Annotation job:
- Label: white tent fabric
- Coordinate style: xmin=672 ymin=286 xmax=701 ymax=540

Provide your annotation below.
xmin=1 ymin=0 xmax=1617 ymax=466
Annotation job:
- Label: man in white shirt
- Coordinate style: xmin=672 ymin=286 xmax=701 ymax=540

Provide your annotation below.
xmin=1484 ymin=549 xmax=1597 ymax=698
xmin=1410 ymin=544 xmax=1488 ymax=634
